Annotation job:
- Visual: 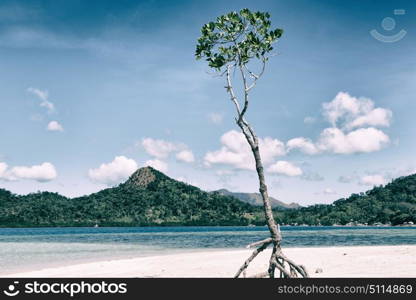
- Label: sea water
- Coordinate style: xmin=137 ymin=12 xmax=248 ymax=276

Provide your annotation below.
xmin=0 ymin=226 xmax=415 ymax=274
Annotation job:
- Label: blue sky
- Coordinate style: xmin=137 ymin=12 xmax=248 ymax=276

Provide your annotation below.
xmin=0 ymin=0 xmax=415 ymax=205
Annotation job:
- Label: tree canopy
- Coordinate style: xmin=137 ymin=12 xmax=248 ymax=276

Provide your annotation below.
xmin=195 ymin=9 xmax=283 ymax=69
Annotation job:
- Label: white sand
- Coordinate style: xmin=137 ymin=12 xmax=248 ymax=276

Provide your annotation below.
xmin=3 ymin=245 xmax=416 ymax=278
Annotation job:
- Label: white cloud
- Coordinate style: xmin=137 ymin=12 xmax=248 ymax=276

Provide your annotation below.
xmin=141 ymin=138 xmax=195 ymax=165
xmin=47 ymin=121 xmax=64 ymax=132
xmin=289 ymin=127 xmax=390 ymax=155
xmin=140 ymin=138 xmax=195 ymax=166
xmin=220 ymin=130 xmax=248 ymax=152
xmin=260 ymin=137 xmax=287 ymax=163
xmin=28 ymin=87 xmax=55 ymax=113
xmin=176 ymin=150 xmax=195 ymax=163
xmin=360 ymin=174 xmax=386 ymax=186
xmin=208 ymin=112 xmax=223 ymax=125
xmin=0 ymin=162 xmax=9 ymax=180
xmin=204 ymin=147 xmax=251 ymax=169
xmin=204 ymin=131 xmax=253 ymax=170
xmin=145 ymin=159 xmax=168 ymax=173
xmin=288 ymin=92 xmax=391 ymax=156
xmin=322 ymin=91 xmax=392 ymax=129
xmin=39 ymin=100 xmax=55 ymax=113
xmin=317 ymin=127 xmax=389 ymax=154
xmin=347 ymin=107 xmax=392 ymax=129
xmin=287 ymin=137 xmax=319 ymax=155
xmin=0 ymin=162 xmax=57 ymax=182
xmin=322 ymin=92 xmax=372 ymax=126
xmin=28 ymin=87 xmax=48 ymax=101
xmin=11 ymin=162 xmax=57 ymax=182
xmin=204 ymin=130 xmax=285 ymax=170
xmin=267 ymin=161 xmax=303 ymax=176
xmin=88 ymin=156 xmax=138 ymax=186
xmin=287 ymin=127 xmax=390 ymax=155
xmin=141 ymin=138 xmax=179 ymax=159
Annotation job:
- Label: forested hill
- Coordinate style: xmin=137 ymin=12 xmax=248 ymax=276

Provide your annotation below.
xmin=213 ymin=189 xmax=301 ymax=209
xmin=277 ymin=174 xmax=416 ymax=226
xmin=0 ymin=167 xmax=263 ymax=227
xmin=0 ymin=167 xmax=415 ymax=227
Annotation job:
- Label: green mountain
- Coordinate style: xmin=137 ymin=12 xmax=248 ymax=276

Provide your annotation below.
xmin=0 ymin=167 xmax=415 ymax=227
xmin=276 ymin=174 xmax=416 ymax=226
xmin=213 ymin=189 xmax=301 ymax=209
xmin=0 ymin=167 xmax=263 ymax=227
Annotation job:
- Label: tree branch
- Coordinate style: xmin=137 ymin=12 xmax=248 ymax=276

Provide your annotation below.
xmin=234 ymin=240 xmax=272 ymax=278
xmin=246 ymin=237 xmax=273 ymax=249
xmin=245 ymin=56 xmax=266 ymax=91
xmin=273 ymin=257 xmax=291 ymax=278
xmin=278 ymin=254 xmax=309 ymax=278
xmin=225 ymin=64 xmax=242 ymax=116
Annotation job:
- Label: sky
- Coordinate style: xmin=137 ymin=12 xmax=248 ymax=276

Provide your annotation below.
xmin=0 ymin=0 xmax=415 ymax=206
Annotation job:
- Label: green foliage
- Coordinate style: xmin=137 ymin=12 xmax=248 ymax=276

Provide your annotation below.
xmin=277 ymin=174 xmax=416 ymax=226
xmin=1 ymin=169 xmax=415 ymax=227
xmin=0 ymin=167 xmax=261 ymax=227
xmin=195 ymin=8 xmax=283 ymax=69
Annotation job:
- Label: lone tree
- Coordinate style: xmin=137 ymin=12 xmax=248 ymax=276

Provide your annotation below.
xmin=196 ymin=9 xmax=308 ymax=278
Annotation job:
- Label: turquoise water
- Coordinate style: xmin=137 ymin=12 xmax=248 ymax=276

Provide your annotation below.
xmin=0 ymin=226 xmax=415 ymax=274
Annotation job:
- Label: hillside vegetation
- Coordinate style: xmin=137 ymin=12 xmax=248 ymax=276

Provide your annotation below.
xmin=0 ymin=167 xmax=415 ymax=227
xmin=0 ymin=167 xmax=262 ymax=227
xmin=276 ymin=174 xmax=416 ymax=226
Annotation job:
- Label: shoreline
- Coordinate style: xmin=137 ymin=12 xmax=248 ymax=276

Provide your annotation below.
xmin=1 ymin=225 xmax=415 ymax=229
xmin=2 ymin=245 xmax=416 ymax=278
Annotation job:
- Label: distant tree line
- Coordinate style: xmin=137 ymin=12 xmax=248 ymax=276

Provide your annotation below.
xmin=275 ymin=174 xmax=416 ymax=226
xmin=0 ymin=171 xmax=415 ymax=227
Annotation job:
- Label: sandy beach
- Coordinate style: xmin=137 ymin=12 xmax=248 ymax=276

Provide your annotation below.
xmin=3 ymin=245 xmax=416 ymax=278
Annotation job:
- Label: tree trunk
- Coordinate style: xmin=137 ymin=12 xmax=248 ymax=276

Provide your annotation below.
xmin=223 ymin=63 xmax=307 ymax=278
xmin=234 ymin=120 xmax=308 ymax=278
xmin=236 ymin=120 xmax=280 ymax=241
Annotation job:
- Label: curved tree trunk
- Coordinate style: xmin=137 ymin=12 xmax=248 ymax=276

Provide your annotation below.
xmin=234 ymin=119 xmax=309 ymax=278
xmin=237 ymin=121 xmax=280 ymax=242
xmin=234 ymin=120 xmax=281 ymax=278
xmin=223 ymin=64 xmax=308 ymax=278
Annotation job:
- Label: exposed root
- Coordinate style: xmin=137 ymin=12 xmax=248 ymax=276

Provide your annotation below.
xmin=246 ymin=237 xmax=273 ymax=249
xmin=272 ymin=257 xmax=291 ymax=278
xmin=279 ymin=253 xmax=309 ymax=278
xmin=234 ymin=239 xmax=272 ymax=278
xmin=235 ymin=236 xmax=309 ymax=278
